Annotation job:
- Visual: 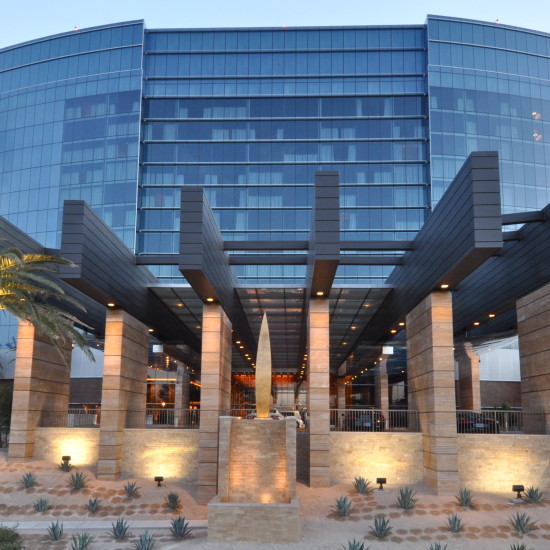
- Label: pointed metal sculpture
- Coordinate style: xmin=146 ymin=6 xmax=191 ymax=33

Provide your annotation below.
xmin=255 ymin=313 xmax=272 ymax=418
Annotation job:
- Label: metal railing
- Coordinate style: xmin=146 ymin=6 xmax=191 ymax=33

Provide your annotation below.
xmin=125 ymin=408 xmax=200 ymax=429
xmin=39 ymin=409 xmax=100 ymax=428
xmin=330 ymin=409 xmax=420 ymax=432
xmin=456 ymin=410 xmax=547 ymax=435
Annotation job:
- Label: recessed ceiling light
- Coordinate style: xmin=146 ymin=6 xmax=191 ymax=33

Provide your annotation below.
xmin=473 ymin=321 xmax=480 ymax=326
xmin=206 ymin=297 xmax=214 ymax=302
xmin=148 ymin=328 xmax=154 ymax=332
xmin=440 ymin=283 xmax=449 ymax=289
xmin=398 ymin=322 xmax=405 ymax=326
xmin=107 ymin=302 xmax=115 ymax=307
xmin=390 ymin=329 xmax=397 ymax=333
xmin=316 ymin=291 xmax=324 ymax=296
xmin=488 ymin=313 xmax=495 ymax=318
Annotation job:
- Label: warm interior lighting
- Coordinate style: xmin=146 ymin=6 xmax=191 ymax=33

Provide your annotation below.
xmin=148 ymin=328 xmax=154 ymax=332
xmin=239 ymin=345 xmax=244 ymax=349
xmin=177 ymin=303 xmax=183 ymax=307
xmin=376 ymin=477 xmax=387 ymax=490
xmin=440 ymin=283 xmax=449 ymax=289
xmin=154 ymin=476 xmax=164 ymax=487
xmin=107 ymin=302 xmax=115 ymax=307
xmin=236 ymin=340 xmax=241 ymax=344
xmin=316 ymin=291 xmax=324 ymax=296
xmin=351 ymin=326 xmax=356 ymax=330
xmin=206 ymin=297 xmax=214 ymax=302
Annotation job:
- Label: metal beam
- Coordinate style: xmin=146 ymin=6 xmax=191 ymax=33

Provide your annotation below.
xmin=59 ymin=201 xmax=199 ymax=347
xmin=501 ymin=211 xmax=545 ymax=225
xmin=353 ymin=151 xmax=503 ymax=347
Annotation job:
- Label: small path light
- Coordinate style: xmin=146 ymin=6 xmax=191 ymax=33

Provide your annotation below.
xmin=377 ymin=477 xmax=387 ymax=491
xmin=512 ymin=484 xmax=524 ymax=499
xmin=154 ymin=476 xmax=164 ymax=487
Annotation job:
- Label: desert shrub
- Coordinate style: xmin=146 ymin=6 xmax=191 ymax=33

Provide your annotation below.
xmin=508 ymin=512 xmax=538 ymax=537
xmin=134 ymin=531 xmax=155 ymax=550
xmin=170 ymin=516 xmax=191 ymax=538
xmin=340 ymin=539 xmax=369 ymax=550
xmin=164 ymin=492 xmax=181 ymax=511
xmin=109 ymin=517 xmax=131 ymax=540
xmin=455 ymin=487 xmax=476 ymax=509
xmin=396 ymin=486 xmax=416 ymax=510
xmin=20 ymin=472 xmax=37 ymax=489
xmin=47 ymin=521 xmax=64 ymax=541
xmin=70 ymin=532 xmax=95 ymax=550
xmin=124 ymin=481 xmax=141 ymax=499
xmin=524 ymin=486 xmax=543 ymax=505
xmin=510 ymin=543 xmax=535 ymax=550
xmin=0 ymin=526 xmax=23 ymax=549
xmin=68 ymin=472 xmax=88 ymax=493
xmin=333 ymin=496 xmax=353 ymax=517
xmin=446 ymin=513 xmax=465 ymax=533
xmin=429 ymin=543 xmax=448 ymax=550
xmin=352 ymin=476 xmax=373 ymax=495
xmin=87 ymin=497 xmax=101 ymax=514
xmin=33 ymin=497 xmax=50 ymax=512
xmin=370 ymin=514 xmax=391 ymax=539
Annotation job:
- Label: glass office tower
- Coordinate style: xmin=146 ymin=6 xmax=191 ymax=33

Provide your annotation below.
xmin=1 ymin=15 xmax=550 ymax=285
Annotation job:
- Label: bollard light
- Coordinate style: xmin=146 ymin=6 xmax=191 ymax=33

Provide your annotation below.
xmin=154 ymin=476 xmax=164 ymax=487
xmin=512 ymin=484 xmax=524 ymax=499
xmin=376 ymin=477 xmax=387 ymax=491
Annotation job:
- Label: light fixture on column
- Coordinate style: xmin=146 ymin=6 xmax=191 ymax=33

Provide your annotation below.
xmin=206 ymin=297 xmax=214 ymax=302
xmin=440 ymin=283 xmax=449 ymax=289
xmin=315 ymin=291 xmax=324 ymax=296
xmin=107 ymin=302 xmax=115 ymax=307
xmin=376 ymin=477 xmax=387 ymax=491
xmin=512 ymin=484 xmax=524 ymax=499
xmin=154 ymin=476 xmax=164 ymax=487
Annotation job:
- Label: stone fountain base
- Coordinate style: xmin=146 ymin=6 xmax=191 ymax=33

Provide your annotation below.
xmin=208 ymin=496 xmax=300 ymax=542
xmin=207 ymin=416 xmax=300 ymax=542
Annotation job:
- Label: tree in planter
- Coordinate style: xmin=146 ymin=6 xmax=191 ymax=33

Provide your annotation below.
xmin=0 ymin=246 xmax=93 ymax=366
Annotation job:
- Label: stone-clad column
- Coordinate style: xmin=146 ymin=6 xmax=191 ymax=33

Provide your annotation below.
xmin=406 ymin=291 xmax=458 ymax=495
xmin=375 ymin=360 xmax=389 ymax=411
xmin=455 ymin=342 xmax=481 ymax=410
xmin=197 ymin=304 xmax=232 ymax=503
xmin=8 ymin=321 xmax=71 ymax=461
xmin=174 ymin=365 xmax=191 ymax=426
xmin=97 ymin=309 xmax=149 ymax=479
xmin=517 ymin=282 xmax=550 ymax=434
xmin=308 ymin=298 xmax=330 ymax=487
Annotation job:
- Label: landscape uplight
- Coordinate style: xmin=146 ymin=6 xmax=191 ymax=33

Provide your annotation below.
xmin=154 ymin=476 xmax=164 ymax=487
xmin=376 ymin=477 xmax=387 ymax=491
xmin=512 ymin=484 xmax=524 ymax=499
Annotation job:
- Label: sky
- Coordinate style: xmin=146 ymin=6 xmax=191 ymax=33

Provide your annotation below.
xmin=2 ymin=0 xmax=550 ymax=49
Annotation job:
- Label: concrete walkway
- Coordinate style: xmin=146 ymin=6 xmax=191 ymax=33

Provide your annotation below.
xmin=0 ymin=520 xmax=208 ymax=531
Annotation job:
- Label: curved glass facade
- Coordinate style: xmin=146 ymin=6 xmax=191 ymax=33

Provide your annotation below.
xmin=1 ymin=16 xmax=550 ymax=284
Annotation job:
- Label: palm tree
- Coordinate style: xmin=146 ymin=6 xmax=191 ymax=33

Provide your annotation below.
xmin=0 ymin=246 xmax=93 ymax=365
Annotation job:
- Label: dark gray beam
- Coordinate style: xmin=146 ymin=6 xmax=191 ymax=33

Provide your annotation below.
xmin=453 ymin=199 xmax=550 ymax=334
xmin=501 ymin=211 xmax=545 ymax=225
xmin=59 ymin=201 xmax=199 ymax=347
xmin=226 ymin=254 xmax=403 ymax=265
xmin=0 ymin=216 xmax=107 ymax=335
xmin=179 ymin=187 xmax=256 ymax=352
xmin=224 ymin=241 xmax=309 ymax=251
xmin=353 ymin=151 xmax=503 ymax=346
xmin=307 ymin=171 xmax=340 ymax=298
xmin=341 ymin=241 xmax=415 ymax=251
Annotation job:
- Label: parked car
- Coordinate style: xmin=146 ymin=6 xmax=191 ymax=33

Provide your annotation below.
xmin=456 ymin=411 xmax=499 ymax=433
xmin=343 ymin=408 xmax=385 ymax=431
xmin=245 ymin=408 xmax=285 ymax=420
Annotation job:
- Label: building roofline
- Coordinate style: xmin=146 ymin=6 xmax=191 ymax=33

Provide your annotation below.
xmin=0 ymin=20 xmax=145 ymax=54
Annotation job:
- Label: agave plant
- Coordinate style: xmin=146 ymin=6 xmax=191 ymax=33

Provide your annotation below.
xmin=47 ymin=521 xmax=64 ymax=541
xmin=456 ymin=487 xmax=476 ymax=509
xmin=333 ymin=495 xmax=353 ymax=517
xmin=524 ymin=486 xmax=543 ymax=505
xmin=124 ymin=481 xmax=141 ymax=499
xmin=510 ymin=543 xmax=535 ymax=550
xmin=447 ymin=513 xmax=465 ymax=533
xmin=59 ymin=458 xmax=73 ymax=472
xmin=396 ymin=486 xmax=416 ymax=510
xmin=71 ymin=532 xmax=95 ymax=550
xmin=429 ymin=543 xmax=448 ymax=550
xmin=370 ymin=514 xmax=392 ymax=539
xmin=340 ymin=539 xmax=369 ymax=550
xmin=508 ymin=512 xmax=538 ymax=537
xmin=68 ymin=472 xmax=88 ymax=493
xmin=170 ymin=516 xmax=191 ymax=538
xmin=164 ymin=491 xmax=181 ymax=511
xmin=352 ymin=476 xmax=373 ymax=495
xmin=33 ymin=497 xmax=50 ymax=512
xmin=21 ymin=472 xmax=37 ymax=489
xmin=109 ymin=517 xmax=132 ymax=540
xmin=87 ymin=497 xmax=101 ymax=514
xmin=134 ymin=531 xmax=155 ymax=550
